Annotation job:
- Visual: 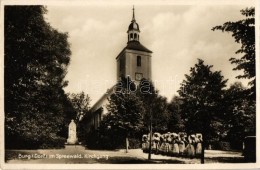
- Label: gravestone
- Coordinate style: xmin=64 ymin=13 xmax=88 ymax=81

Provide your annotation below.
xmin=66 ymin=119 xmax=78 ymax=144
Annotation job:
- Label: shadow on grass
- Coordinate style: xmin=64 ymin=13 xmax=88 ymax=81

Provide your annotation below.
xmin=205 ymin=157 xmax=245 ymax=163
xmin=5 ymin=150 xmax=37 ymax=162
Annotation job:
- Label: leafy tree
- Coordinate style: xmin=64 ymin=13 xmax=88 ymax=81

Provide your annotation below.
xmin=167 ymin=96 xmax=185 ymax=132
xmin=212 ymin=7 xmax=255 ymax=100
xmin=4 ymin=6 xmax=71 ymax=148
xmin=178 ymin=59 xmax=228 ymax=146
xmin=137 ymin=79 xmax=169 ymax=133
xmin=69 ymin=91 xmax=91 ymax=143
xmin=69 ymin=91 xmax=91 ymax=121
xmin=224 ymin=82 xmax=256 ymax=149
xmin=99 ymin=77 xmax=144 ymax=151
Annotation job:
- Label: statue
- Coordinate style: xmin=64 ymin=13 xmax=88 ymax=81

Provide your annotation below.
xmin=66 ymin=119 xmax=78 ymax=144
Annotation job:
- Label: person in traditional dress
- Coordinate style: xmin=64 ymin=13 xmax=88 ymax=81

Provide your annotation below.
xmin=159 ymin=133 xmax=168 ymax=155
xmin=158 ymin=134 xmax=165 ymax=155
xmin=165 ymin=132 xmax=172 ymax=156
xmin=142 ymin=134 xmax=148 ymax=153
xmin=178 ymin=132 xmax=187 ymax=157
xmin=153 ymin=132 xmax=161 ymax=154
xmin=167 ymin=133 xmax=174 ymax=156
xmin=185 ymin=134 xmax=196 ymax=158
xmin=195 ymin=133 xmax=203 ymax=157
xmin=172 ymin=133 xmax=180 ymax=156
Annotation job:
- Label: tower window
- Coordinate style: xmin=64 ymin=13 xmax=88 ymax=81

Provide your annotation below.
xmin=130 ymin=33 xmax=133 ymax=39
xmin=134 ymin=33 xmax=137 ymax=39
xmin=137 ymin=56 xmax=141 ymax=67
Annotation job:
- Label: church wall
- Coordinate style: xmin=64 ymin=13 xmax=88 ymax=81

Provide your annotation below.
xmin=92 ymin=99 xmax=109 ymax=129
xmin=125 ymin=50 xmax=151 ymax=81
xmin=89 ymin=86 xmax=115 ymax=130
xmin=117 ymin=52 xmax=126 ymax=79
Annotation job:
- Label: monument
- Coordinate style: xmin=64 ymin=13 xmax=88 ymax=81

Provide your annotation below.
xmin=65 ymin=119 xmax=84 ymax=149
xmin=66 ymin=119 xmax=78 ymax=144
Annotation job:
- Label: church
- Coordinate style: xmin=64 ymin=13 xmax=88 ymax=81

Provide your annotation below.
xmin=84 ymin=7 xmax=153 ymax=133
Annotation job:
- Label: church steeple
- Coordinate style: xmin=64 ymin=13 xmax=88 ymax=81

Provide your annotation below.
xmin=116 ymin=6 xmax=152 ymax=82
xmin=132 ymin=6 xmax=136 ymax=22
xmin=127 ymin=6 xmax=140 ymax=42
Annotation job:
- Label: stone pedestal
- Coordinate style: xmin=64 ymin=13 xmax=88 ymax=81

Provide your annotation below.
xmin=64 ymin=144 xmax=85 ymax=150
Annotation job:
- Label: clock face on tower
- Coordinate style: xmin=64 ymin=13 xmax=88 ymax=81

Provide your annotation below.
xmin=135 ymin=73 xmax=143 ymax=81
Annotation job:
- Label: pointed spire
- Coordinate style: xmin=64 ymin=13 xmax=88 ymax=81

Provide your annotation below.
xmin=132 ymin=5 xmax=135 ymax=22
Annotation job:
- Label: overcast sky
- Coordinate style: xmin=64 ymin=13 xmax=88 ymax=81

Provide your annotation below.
xmin=45 ymin=1 xmax=254 ymax=106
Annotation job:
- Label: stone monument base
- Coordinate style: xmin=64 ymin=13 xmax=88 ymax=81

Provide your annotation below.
xmin=64 ymin=144 xmax=85 ymax=150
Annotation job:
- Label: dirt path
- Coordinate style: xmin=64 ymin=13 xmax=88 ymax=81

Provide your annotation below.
xmin=5 ymin=149 xmax=244 ymax=164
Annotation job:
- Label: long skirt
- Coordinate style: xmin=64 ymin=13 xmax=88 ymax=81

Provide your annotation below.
xmin=195 ymin=142 xmax=202 ymax=156
xmin=159 ymin=143 xmax=166 ymax=154
xmin=165 ymin=143 xmax=170 ymax=154
xmin=142 ymin=142 xmax=148 ymax=153
xmin=186 ymin=144 xmax=195 ymax=158
xmin=167 ymin=144 xmax=173 ymax=155
xmin=154 ymin=142 xmax=160 ymax=154
xmin=172 ymin=143 xmax=179 ymax=156
xmin=179 ymin=143 xmax=185 ymax=155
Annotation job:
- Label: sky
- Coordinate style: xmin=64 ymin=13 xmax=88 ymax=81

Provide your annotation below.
xmin=45 ymin=1 xmax=254 ymax=106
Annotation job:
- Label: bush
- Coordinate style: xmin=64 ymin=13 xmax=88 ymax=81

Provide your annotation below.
xmin=129 ymin=138 xmax=141 ymax=149
xmin=5 ymin=132 xmax=66 ymax=149
xmin=40 ymin=136 xmax=66 ymax=149
xmin=85 ymin=130 xmax=141 ymax=150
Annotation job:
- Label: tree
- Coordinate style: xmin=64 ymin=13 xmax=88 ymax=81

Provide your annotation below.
xmin=212 ymin=7 xmax=255 ymax=100
xmin=99 ymin=77 xmax=144 ymax=151
xmin=137 ymin=79 xmax=169 ymax=133
xmin=4 ymin=6 xmax=72 ymax=148
xmin=69 ymin=91 xmax=91 ymax=121
xmin=178 ymin=59 xmax=228 ymax=146
xmin=224 ymin=82 xmax=256 ymax=149
xmin=137 ymin=79 xmax=170 ymax=160
xmin=167 ymin=96 xmax=185 ymax=132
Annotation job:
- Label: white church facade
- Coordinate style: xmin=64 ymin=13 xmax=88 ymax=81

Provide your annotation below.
xmin=85 ymin=7 xmax=152 ymax=132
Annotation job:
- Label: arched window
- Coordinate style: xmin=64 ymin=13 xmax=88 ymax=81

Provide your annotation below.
xmin=130 ymin=33 xmax=133 ymax=39
xmin=134 ymin=33 xmax=137 ymax=39
xmin=137 ymin=56 xmax=141 ymax=67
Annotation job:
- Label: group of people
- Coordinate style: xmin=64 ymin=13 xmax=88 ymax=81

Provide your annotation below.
xmin=142 ymin=132 xmax=203 ymax=158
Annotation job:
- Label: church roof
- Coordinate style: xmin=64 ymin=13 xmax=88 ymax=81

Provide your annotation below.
xmin=128 ymin=22 xmax=140 ymax=31
xmin=90 ymin=85 xmax=115 ymax=113
xmin=125 ymin=41 xmax=152 ymax=53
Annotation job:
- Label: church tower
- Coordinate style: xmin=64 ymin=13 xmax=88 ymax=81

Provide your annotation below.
xmin=116 ymin=7 xmax=152 ymax=82
xmin=88 ymin=7 xmax=153 ymax=131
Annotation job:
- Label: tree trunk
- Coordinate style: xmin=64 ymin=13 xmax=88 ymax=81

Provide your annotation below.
xmin=201 ymin=140 xmax=205 ymax=164
xmin=126 ymin=137 xmax=129 ymax=153
xmin=148 ymin=120 xmax=152 ymax=160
